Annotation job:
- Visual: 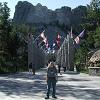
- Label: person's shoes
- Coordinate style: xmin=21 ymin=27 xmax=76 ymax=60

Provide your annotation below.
xmin=60 ymin=73 xmax=62 ymax=75
xmin=45 ymin=96 xmax=49 ymax=99
xmin=33 ymin=73 xmax=35 ymax=75
xmin=52 ymin=96 xmax=57 ymax=99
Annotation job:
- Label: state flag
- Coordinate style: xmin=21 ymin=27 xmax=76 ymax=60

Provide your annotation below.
xmin=78 ymin=29 xmax=85 ymax=38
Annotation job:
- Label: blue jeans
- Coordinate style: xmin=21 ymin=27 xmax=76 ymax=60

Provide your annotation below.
xmin=46 ymin=77 xmax=56 ymax=97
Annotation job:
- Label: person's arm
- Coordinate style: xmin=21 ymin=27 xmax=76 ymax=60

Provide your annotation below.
xmin=55 ymin=67 xmax=58 ymax=75
xmin=46 ymin=67 xmax=49 ymax=81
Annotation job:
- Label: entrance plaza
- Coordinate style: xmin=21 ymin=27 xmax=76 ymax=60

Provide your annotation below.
xmin=0 ymin=68 xmax=100 ymax=100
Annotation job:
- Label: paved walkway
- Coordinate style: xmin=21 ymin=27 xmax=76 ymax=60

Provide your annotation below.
xmin=0 ymin=68 xmax=100 ymax=100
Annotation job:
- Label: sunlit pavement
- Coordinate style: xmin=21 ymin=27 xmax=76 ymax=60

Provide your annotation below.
xmin=0 ymin=68 xmax=100 ymax=100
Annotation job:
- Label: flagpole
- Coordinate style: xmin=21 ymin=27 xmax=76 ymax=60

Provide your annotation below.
xmin=71 ymin=26 xmax=73 ymax=38
xmin=33 ymin=34 xmax=40 ymax=44
xmin=67 ymin=34 xmax=70 ymax=70
xmin=38 ymin=40 xmax=44 ymax=46
xmin=65 ymin=38 xmax=67 ymax=63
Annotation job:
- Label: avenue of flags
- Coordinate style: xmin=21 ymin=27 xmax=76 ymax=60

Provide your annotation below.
xmin=29 ymin=28 xmax=85 ymax=53
xmin=28 ymin=28 xmax=85 ymax=73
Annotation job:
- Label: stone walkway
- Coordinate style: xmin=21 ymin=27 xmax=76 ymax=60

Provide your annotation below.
xmin=0 ymin=68 xmax=100 ymax=100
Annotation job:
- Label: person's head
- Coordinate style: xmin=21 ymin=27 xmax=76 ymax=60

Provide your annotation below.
xmin=48 ymin=61 xmax=55 ymax=68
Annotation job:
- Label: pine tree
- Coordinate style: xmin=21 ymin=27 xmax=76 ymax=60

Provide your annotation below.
xmin=0 ymin=2 xmax=11 ymax=52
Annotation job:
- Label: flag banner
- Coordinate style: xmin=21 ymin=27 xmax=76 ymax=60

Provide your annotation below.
xmin=46 ymin=47 xmax=51 ymax=53
xmin=42 ymin=37 xmax=49 ymax=49
xmin=36 ymin=38 xmax=40 ymax=47
xmin=56 ymin=41 xmax=60 ymax=48
xmin=43 ymin=37 xmax=47 ymax=43
xmin=74 ymin=36 xmax=80 ymax=44
xmin=56 ymin=34 xmax=61 ymax=48
xmin=40 ymin=30 xmax=46 ymax=39
xmin=45 ymin=39 xmax=49 ymax=49
xmin=52 ymin=49 xmax=55 ymax=53
xmin=37 ymin=30 xmax=47 ymax=46
xmin=57 ymin=34 xmax=61 ymax=40
xmin=53 ymin=42 xmax=56 ymax=47
xmin=51 ymin=42 xmax=56 ymax=52
xmin=46 ymin=42 xmax=49 ymax=48
xmin=74 ymin=41 xmax=80 ymax=48
xmin=78 ymin=29 xmax=85 ymax=38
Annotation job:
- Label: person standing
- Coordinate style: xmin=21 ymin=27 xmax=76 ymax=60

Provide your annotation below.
xmin=32 ymin=62 xmax=35 ymax=75
xmin=45 ymin=61 xmax=58 ymax=99
xmin=63 ymin=66 xmax=66 ymax=72
xmin=58 ymin=63 xmax=62 ymax=75
xmin=29 ymin=63 xmax=35 ymax=75
xmin=29 ymin=63 xmax=32 ymax=74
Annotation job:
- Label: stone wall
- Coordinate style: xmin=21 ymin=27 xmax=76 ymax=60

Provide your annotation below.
xmin=89 ymin=67 xmax=100 ymax=76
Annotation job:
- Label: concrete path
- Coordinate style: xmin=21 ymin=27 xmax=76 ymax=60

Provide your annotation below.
xmin=0 ymin=68 xmax=100 ymax=100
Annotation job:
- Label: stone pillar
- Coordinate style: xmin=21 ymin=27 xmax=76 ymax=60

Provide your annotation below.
xmin=56 ymin=35 xmax=75 ymax=71
xmin=69 ymin=37 xmax=75 ymax=71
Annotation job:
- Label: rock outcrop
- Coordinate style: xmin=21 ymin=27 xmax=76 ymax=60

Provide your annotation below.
xmin=89 ymin=50 xmax=100 ymax=64
xmin=13 ymin=1 xmax=87 ymax=26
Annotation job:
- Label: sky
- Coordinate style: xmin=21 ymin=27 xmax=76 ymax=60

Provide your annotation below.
xmin=0 ymin=0 xmax=91 ymax=18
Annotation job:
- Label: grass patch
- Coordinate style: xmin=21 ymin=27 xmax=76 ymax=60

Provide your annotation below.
xmin=80 ymin=69 xmax=89 ymax=74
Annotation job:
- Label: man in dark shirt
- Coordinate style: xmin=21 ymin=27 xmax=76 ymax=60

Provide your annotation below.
xmin=45 ymin=61 xmax=58 ymax=99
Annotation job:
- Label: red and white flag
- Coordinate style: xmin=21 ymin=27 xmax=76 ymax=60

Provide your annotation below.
xmin=40 ymin=30 xmax=45 ymax=39
xmin=57 ymin=34 xmax=61 ymax=39
xmin=46 ymin=41 xmax=49 ymax=48
xmin=56 ymin=34 xmax=61 ymax=48
xmin=43 ymin=37 xmax=49 ymax=48
xmin=74 ymin=36 xmax=80 ymax=44
xmin=43 ymin=37 xmax=47 ymax=43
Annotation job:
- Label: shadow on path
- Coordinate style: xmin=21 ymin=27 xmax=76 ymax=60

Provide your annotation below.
xmin=0 ymin=68 xmax=100 ymax=100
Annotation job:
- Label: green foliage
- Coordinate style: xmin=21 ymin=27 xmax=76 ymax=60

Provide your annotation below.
xmin=0 ymin=2 xmax=11 ymax=47
xmin=81 ymin=0 xmax=100 ymax=49
xmin=94 ymin=26 xmax=100 ymax=48
xmin=84 ymin=25 xmax=100 ymax=49
xmin=17 ymin=24 xmax=34 ymax=33
xmin=76 ymin=0 xmax=100 ymax=73
xmin=86 ymin=31 xmax=95 ymax=48
xmin=74 ymin=40 xmax=89 ymax=71
xmin=14 ymin=24 xmax=35 ymax=36
xmin=0 ymin=2 xmax=30 ymax=73
xmin=0 ymin=2 xmax=11 ymax=69
xmin=90 ymin=0 xmax=100 ymax=10
xmin=86 ymin=0 xmax=100 ymax=27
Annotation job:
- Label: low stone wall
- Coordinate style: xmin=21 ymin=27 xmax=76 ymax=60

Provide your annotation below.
xmin=88 ymin=67 xmax=100 ymax=76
